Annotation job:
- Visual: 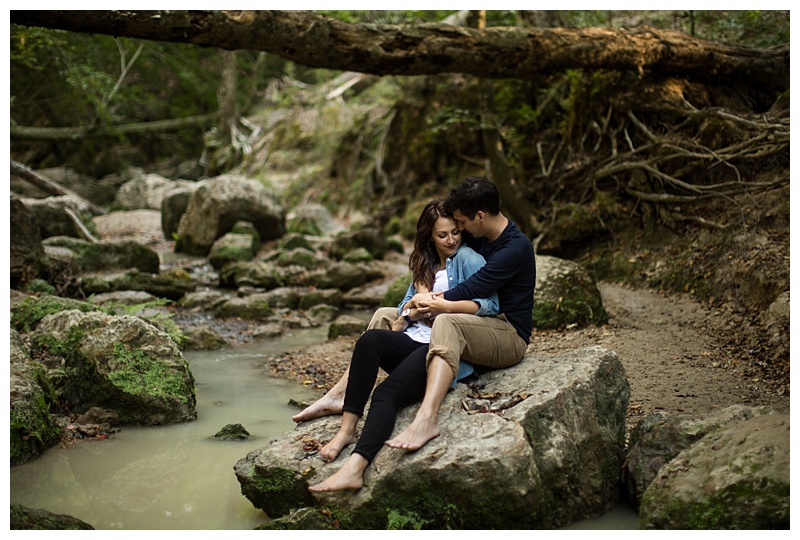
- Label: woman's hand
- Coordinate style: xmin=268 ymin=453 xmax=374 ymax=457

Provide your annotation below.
xmin=415 ymin=292 xmax=447 ymax=320
xmin=391 ymin=315 xmax=409 ymax=332
xmin=416 ymin=292 xmax=479 ymax=319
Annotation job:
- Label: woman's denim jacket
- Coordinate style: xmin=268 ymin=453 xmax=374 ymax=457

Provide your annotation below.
xmin=396 ymin=244 xmax=499 ymax=317
xmin=396 ymin=245 xmax=498 ymax=386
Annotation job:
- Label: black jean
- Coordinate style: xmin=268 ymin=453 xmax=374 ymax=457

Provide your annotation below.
xmin=343 ymin=328 xmax=429 ymax=463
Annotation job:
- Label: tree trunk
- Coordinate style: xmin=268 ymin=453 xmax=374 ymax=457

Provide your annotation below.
xmin=10 ymin=113 xmax=217 ymax=141
xmin=10 ymin=10 xmax=788 ymax=94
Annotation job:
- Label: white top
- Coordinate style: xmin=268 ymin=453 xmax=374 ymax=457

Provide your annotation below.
xmin=405 ymin=268 xmax=448 ymax=344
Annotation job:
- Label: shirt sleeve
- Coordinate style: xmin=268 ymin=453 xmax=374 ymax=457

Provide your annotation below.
xmin=456 ymin=248 xmax=499 ymax=316
xmin=445 ymin=241 xmax=517 ymax=303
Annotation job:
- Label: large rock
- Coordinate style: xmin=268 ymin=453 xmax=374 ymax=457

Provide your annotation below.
xmin=80 ymin=269 xmax=197 ymax=301
xmin=234 ymin=346 xmax=629 ymax=529
xmin=10 ymin=195 xmax=46 ymax=289
xmin=175 ymin=174 xmax=285 ymax=256
xmin=11 ymin=504 xmax=95 ymax=530
xmin=638 ymin=413 xmax=790 ymax=529
xmin=208 ymin=232 xmax=258 ymax=270
xmin=42 ymin=236 xmax=160 ymax=274
xmin=304 ymin=261 xmax=384 ymax=291
xmin=625 ymin=404 xmax=776 ymax=508
xmin=29 ymin=310 xmax=196 ymax=425
xmin=161 ymin=182 xmax=205 ymax=239
xmin=329 ymin=228 xmax=389 ymax=261
xmin=9 ymin=329 xmax=61 ymax=466
xmin=286 ymin=203 xmax=338 ymax=236
xmin=533 ymin=255 xmax=608 ymax=329
xmin=113 ymin=172 xmax=192 ymax=210
xmin=21 ymin=195 xmax=98 ymax=240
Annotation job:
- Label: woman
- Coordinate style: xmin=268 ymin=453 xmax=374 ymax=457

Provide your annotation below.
xmin=306 ymin=200 xmax=498 ymax=492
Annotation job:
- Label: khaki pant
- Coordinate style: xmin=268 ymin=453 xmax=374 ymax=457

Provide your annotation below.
xmin=368 ymin=307 xmax=527 ymax=380
xmin=367 ymin=307 xmax=399 ymax=331
xmin=427 ymin=313 xmax=527 ymax=379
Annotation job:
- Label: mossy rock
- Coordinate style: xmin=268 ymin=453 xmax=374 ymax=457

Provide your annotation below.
xmin=533 ymin=255 xmax=608 ymax=330
xmin=383 ymin=272 xmax=412 ymax=307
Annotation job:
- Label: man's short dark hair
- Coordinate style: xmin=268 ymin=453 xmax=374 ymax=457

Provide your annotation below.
xmin=443 ymin=176 xmax=501 ymax=219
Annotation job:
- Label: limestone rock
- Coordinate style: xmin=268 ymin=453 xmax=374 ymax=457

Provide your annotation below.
xmin=175 ymin=174 xmax=285 ymax=256
xmin=234 ymin=346 xmax=629 ymax=529
xmin=533 ymin=255 xmax=608 ymax=329
xmin=639 ymin=413 xmax=790 ymax=529
xmin=29 ymin=310 xmax=196 ymax=425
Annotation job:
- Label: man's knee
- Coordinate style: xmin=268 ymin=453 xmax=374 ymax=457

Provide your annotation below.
xmin=368 ymin=307 xmax=398 ymax=331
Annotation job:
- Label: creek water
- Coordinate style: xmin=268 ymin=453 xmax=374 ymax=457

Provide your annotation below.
xmin=10 ymin=322 xmax=639 ymax=530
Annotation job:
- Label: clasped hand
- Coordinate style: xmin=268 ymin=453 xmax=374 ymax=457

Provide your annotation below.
xmin=409 ymin=291 xmax=448 ymax=319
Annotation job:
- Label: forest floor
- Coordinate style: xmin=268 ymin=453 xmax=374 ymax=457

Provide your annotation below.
xmin=95 ymin=207 xmax=790 ymax=436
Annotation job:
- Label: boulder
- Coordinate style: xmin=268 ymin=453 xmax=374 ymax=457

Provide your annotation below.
xmin=213 ymin=293 xmax=273 ymax=320
xmin=177 ymin=290 xmax=231 ymax=312
xmin=259 ymin=287 xmax=303 ymax=310
xmin=639 ymin=413 xmax=790 ymax=529
xmin=21 ymin=195 xmax=98 ymax=240
xmin=625 ymin=404 xmax=776 ymax=507
xmin=329 ymin=228 xmax=389 ymax=261
xmin=209 ymin=232 xmax=257 ymax=270
xmin=219 ymin=260 xmax=289 ymax=290
xmin=175 ymin=174 xmax=285 ymax=256
xmin=274 ymin=247 xmax=327 ymax=268
xmin=10 ymin=504 xmax=95 ymax=530
xmin=29 ymin=310 xmax=196 ymax=425
xmin=213 ymin=423 xmax=251 ymax=441
xmin=10 ymin=195 xmax=46 ymax=289
xmin=297 ymin=288 xmax=343 ymax=310
xmin=182 ymin=324 xmax=227 ymax=350
xmin=42 ymin=236 xmax=160 ymax=274
xmin=304 ymin=261 xmax=384 ymax=291
xmin=327 ymin=315 xmax=366 ymax=339
xmin=277 ymin=232 xmax=314 ymax=251
xmin=286 ymin=203 xmax=338 ymax=236
xmin=234 ymin=346 xmax=629 ymax=529
xmin=161 ymin=182 xmax=204 ymax=239
xmin=533 ymin=255 xmax=608 ymax=329
xmin=81 ymin=269 xmax=197 ymax=301
xmin=231 ymin=220 xmax=262 ymax=252
xmin=9 ymin=329 xmax=61 ymax=466
xmin=113 ymin=173 xmax=192 ymax=210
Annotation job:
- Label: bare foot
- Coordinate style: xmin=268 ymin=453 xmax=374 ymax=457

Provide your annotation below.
xmin=319 ymin=429 xmax=357 ymax=462
xmin=292 ymin=394 xmax=344 ymax=423
xmin=385 ymin=417 xmax=441 ymax=451
xmin=308 ymin=454 xmax=368 ymax=492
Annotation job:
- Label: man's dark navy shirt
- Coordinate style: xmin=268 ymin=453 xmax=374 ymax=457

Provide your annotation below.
xmin=443 ymin=220 xmax=536 ymax=343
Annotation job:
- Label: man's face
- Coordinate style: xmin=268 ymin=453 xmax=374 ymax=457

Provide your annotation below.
xmin=452 ymin=209 xmax=484 ymax=237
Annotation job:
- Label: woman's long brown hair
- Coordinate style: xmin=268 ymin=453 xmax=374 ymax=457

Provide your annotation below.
xmin=408 ymin=199 xmax=452 ymax=290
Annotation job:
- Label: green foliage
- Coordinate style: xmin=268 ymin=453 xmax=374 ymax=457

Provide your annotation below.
xmin=24 ymin=279 xmax=58 ymax=296
xmin=10 ymin=362 xmax=63 ymax=466
xmin=108 ymin=343 xmax=190 ymax=404
xmin=10 ymin=296 xmax=100 ymax=332
xmin=386 ymin=509 xmax=428 ymax=530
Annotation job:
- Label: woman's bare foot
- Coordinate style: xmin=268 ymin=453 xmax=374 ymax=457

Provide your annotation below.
xmin=292 ymin=394 xmax=344 ymax=423
xmin=385 ymin=416 xmax=441 ymax=451
xmin=308 ymin=454 xmax=368 ymax=492
xmin=319 ymin=429 xmax=357 ymax=462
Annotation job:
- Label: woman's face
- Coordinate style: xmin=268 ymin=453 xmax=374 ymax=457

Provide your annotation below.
xmin=431 ymin=216 xmax=461 ymax=261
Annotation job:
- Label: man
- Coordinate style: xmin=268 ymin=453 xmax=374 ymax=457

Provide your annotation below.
xmin=385 ymin=176 xmax=536 ymax=450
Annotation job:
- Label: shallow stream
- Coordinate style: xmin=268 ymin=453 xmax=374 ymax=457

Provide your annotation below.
xmin=10 ymin=323 xmax=639 ymax=530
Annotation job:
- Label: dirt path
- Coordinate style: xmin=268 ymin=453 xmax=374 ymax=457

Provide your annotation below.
xmin=533 ymin=282 xmax=789 ymax=429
